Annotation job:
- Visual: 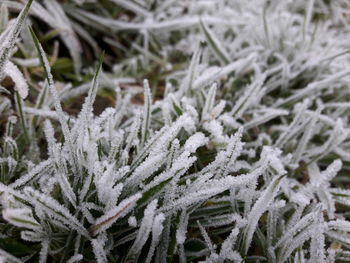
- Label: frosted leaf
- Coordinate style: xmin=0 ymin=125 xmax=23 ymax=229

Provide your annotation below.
xmin=167 ymin=169 xmax=260 ymax=210
xmin=122 ymin=111 xmax=141 ymax=163
xmin=24 ymin=187 xmax=90 ymax=238
xmin=211 ymin=100 xmax=226 ymax=120
xmin=203 ymin=120 xmax=225 ymax=142
xmin=309 ymin=209 xmax=326 ymax=263
xmin=230 ymin=73 xmax=266 ymax=119
xmin=149 ymin=113 xmax=194 ymax=155
xmin=161 ymin=99 xmax=172 ymax=125
xmin=21 ymin=231 xmax=43 ymax=243
xmin=91 ymin=193 xmax=141 ymax=236
xmin=275 ymin=212 xmax=315 ymax=249
xmin=129 ymin=199 xmax=158 ymax=257
xmin=328 ymin=219 xmax=350 ymax=232
xmin=243 ymin=109 xmax=288 ymax=130
xmin=243 ymin=174 xmax=285 ymax=253
xmin=0 ymin=4 xmax=9 ymax=32
xmin=0 ymin=183 xmax=30 ymax=205
xmin=145 ymin=213 xmax=165 ymax=263
xmin=30 ymin=29 xmax=78 ymax=175
xmin=39 ymin=239 xmax=50 ymax=263
xmin=306 ymin=119 xmax=348 ymax=162
xmin=197 ymin=221 xmax=215 ymax=253
xmin=219 ymin=114 xmax=242 ymax=130
xmin=91 ymin=233 xmax=108 ymax=263
xmin=23 ymin=107 xmax=58 ymax=119
xmin=110 ymin=0 xmax=150 ymax=17
xmin=176 ymin=210 xmax=189 ymax=245
xmin=141 ymin=79 xmax=152 ymax=145
xmin=278 ymin=224 xmax=315 ymax=263
xmin=72 ymin=58 xmax=102 ymax=141
xmin=290 ymin=192 xmax=310 ymax=206
xmin=129 ymin=126 xmax=168 ymax=172
xmin=3 ymin=61 xmax=28 ymax=99
xmin=128 ymin=216 xmax=137 ymax=227
xmin=108 ymin=131 xmax=124 ymax=161
xmin=35 ymin=0 xmax=82 ymax=75
xmin=67 ymin=254 xmax=83 ymax=263
xmin=260 ymin=146 xmax=286 ymax=175
xmin=193 ymin=54 xmax=256 ymax=89
xmin=201 ymin=83 xmax=217 ymax=121
xmin=275 ymin=69 xmax=350 ymax=107
xmin=217 ymin=127 xmax=244 ymax=178
xmin=56 ymin=173 xmax=77 ymax=207
xmin=143 ymin=151 xmax=196 ymax=192
xmin=219 ymin=228 xmax=241 ymax=261
xmin=200 ymin=20 xmax=230 ymax=64
xmin=184 ymin=132 xmax=208 ymax=153
xmin=95 ymin=164 xmax=124 ymax=210
xmin=0 ymin=248 xmax=22 ymax=263
xmin=309 ymin=161 xmax=337 ymax=188
xmin=275 ymin=99 xmax=309 ymax=148
xmin=179 ymin=42 xmax=203 ymax=95
xmin=326 ymin=231 xmax=350 ymax=247
xmin=0 ymin=0 xmax=33 ymax=77
xmin=3 ymin=208 xmax=41 ymax=231
xmin=126 ymin=152 xmax=166 ymax=187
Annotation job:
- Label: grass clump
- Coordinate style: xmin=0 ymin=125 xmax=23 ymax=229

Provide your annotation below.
xmin=1 ymin=0 xmax=350 ymax=262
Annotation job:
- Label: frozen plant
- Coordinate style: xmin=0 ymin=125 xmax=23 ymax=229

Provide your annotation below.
xmin=1 ymin=0 xmax=350 ymax=262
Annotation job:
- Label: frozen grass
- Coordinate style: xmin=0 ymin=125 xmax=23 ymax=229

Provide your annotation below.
xmin=1 ymin=0 xmax=350 ymax=262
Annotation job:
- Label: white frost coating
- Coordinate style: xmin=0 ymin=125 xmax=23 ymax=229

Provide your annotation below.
xmin=92 ymin=193 xmax=141 ymax=236
xmin=243 ymin=174 xmax=284 ymax=253
xmin=56 ymin=173 xmax=77 ymax=207
xmin=3 ymin=61 xmax=28 ymax=98
xmin=167 ymin=170 xmax=260 ymax=210
xmin=197 ymin=221 xmax=214 ymax=253
xmin=176 ymin=210 xmax=189 ymax=245
xmin=91 ymin=233 xmax=108 ymax=263
xmin=126 ymin=152 xmax=166 ymax=186
xmin=150 ymin=113 xmax=194 ymax=154
xmin=184 ymin=132 xmax=208 ymax=153
xmin=145 ymin=213 xmax=166 ymax=263
xmin=43 ymin=0 xmax=82 ymax=74
xmin=110 ymin=0 xmax=151 ymax=17
xmin=129 ymin=199 xmax=158 ymax=256
xmin=310 ymin=210 xmax=325 ymax=263
xmin=3 ymin=208 xmax=41 ymax=231
xmin=67 ymin=254 xmax=83 ymax=263
xmin=193 ymin=54 xmax=256 ymax=89
xmin=33 ymin=33 xmax=79 ymax=176
xmin=0 ymin=0 xmax=32 ymax=76
xmin=24 ymin=187 xmax=90 ymax=238
xmin=0 ymin=248 xmax=22 ymax=263
xmin=11 ymin=159 xmax=51 ymax=188
xmin=141 ymin=79 xmax=152 ymax=145
xmin=143 ymin=151 xmax=196 ymax=192
xmin=230 ymin=74 xmax=266 ymax=119
xmin=260 ymin=146 xmax=286 ymax=175
xmin=128 ymin=216 xmax=137 ymax=227
xmin=320 ymin=159 xmax=342 ymax=183
xmin=204 ymin=120 xmax=224 ymax=142
xmin=219 ymin=228 xmax=241 ymax=261
xmin=275 ymin=212 xmax=315 ymax=249
xmin=202 ymin=83 xmax=217 ymax=121
xmin=39 ymin=239 xmax=50 ymax=263
xmin=211 ymin=100 xmax=226 ymax=120
xmin=3 ymin=0 xmax=350 ymax=261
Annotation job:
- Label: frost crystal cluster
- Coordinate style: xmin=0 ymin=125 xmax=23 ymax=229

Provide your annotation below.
xmin=1 ymin=0 xmax=350 ymax=262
